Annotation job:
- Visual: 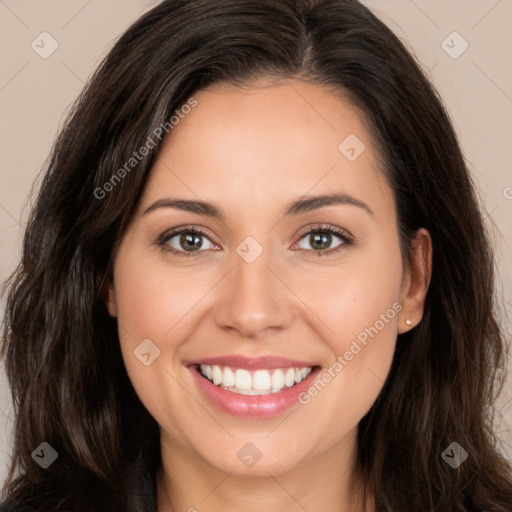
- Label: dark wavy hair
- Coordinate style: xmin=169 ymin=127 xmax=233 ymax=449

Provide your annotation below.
xmin=1 ymin=0 xmax=511 ymax=510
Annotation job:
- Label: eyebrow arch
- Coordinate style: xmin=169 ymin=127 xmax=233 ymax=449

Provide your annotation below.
xmin=143 ymin=197 xmax=223 ymax=218
xmin=142 ymin=193 xmax=374 ymax=218
xmin=284 ymin=193 xmax=374 ymax=217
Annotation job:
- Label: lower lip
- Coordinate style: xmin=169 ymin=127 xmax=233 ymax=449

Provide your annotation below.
xmin=189 ymin=365 xmax=321 ymax=418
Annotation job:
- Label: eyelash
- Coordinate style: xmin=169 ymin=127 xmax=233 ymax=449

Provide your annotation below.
xmin=156 ymin=224 xmax=353 ymax=258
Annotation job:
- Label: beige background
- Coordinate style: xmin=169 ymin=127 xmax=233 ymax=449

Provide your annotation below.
xmin=1 ymin=0 xmax=511 ymax=485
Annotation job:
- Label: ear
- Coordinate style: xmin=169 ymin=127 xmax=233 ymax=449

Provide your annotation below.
xmin=398 ymin=228 xmax=432 ymax=334
xmin=100 ymin=279 xmax=117 ymax=318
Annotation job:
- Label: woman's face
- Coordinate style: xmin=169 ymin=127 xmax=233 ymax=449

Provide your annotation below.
xmin=106 ymin=80 xmax=429 ymax=478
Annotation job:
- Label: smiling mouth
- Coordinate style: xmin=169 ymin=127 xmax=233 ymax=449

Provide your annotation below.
xmin=195 ymin=364 xmax=317 ymax=395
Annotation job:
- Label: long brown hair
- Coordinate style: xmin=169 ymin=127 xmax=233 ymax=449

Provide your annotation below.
xmin=2 ymin=0 xmax=511 ymax=510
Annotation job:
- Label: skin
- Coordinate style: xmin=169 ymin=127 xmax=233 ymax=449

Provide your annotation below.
xmin=106 ymin=79 xmax=432 ymax=512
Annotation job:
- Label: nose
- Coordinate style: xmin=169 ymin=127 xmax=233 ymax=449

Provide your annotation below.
xmin=213 ymin=244 xmax=294 ymax=339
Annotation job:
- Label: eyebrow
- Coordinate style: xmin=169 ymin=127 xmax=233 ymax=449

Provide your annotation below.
xmin=142 ymin=193 xmax=374 ymax=218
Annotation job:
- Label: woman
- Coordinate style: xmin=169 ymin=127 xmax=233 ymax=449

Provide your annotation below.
xmin=1 ymin=0 xmax=511 ymax=510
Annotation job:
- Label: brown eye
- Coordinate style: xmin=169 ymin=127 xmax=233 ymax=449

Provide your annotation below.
xmin=158 ymin=227 xmax=216 ymax=257
xmin=173 ymin=232 xmax=206 ymax=252
xmin=303 ymin=231 xmax=338 ymax=251
xmin=295 ymin=226 xmax=353 ymax=255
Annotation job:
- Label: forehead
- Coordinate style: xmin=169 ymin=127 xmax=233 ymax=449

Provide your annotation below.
xmin=142 ymin=80 xmax=393 ymax=220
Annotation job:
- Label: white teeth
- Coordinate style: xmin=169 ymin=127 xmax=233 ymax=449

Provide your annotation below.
xmin=234 ymin=369 xmax=252 ymax=390
xmin=198 ymin=364 xmax=313 ymax=394
xmin=223 ymin=367 xmax=235 ymax=387
xmin=212 ymin=365 xmax=223 ymax=385
xmin=271 ymin=369 xmax=285 ymax=390
xmin=285 ymin=368 xmax=295 ymax=387
xmin=253 ymin=370 xmax=271 ymax=391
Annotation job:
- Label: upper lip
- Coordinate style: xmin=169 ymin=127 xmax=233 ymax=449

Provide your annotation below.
xmin=188 ymin=355 xmax=318 ymax=370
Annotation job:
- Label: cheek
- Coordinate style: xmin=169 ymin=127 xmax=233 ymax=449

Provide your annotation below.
xmin=111 ymin=250 xmax=184 ymax=397
xmin=332 ymin=250 xmax=402 ymax=379
xmin=293 ymin=241 xmax=403 ymax=422
xmin=295 ymin=239 xmax=403 ymax=348
xmin=113 ymin=248 xmax=212 ymax=340
xmin=111 ymin=248 xmax=224 ymax=425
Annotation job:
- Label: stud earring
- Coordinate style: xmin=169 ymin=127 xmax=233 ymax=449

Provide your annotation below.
xmin=405 ymin=319 xmax=413 ymax=326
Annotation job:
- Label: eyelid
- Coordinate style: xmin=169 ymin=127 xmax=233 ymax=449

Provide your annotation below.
xmin=294 ymin=223 xmax=352 ymax=242
xmin=157 ymin=224 xmax=216 ymax=246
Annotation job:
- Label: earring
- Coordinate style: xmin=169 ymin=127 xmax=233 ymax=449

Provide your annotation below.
xmin=405 ymin=319 xmax=413 ymax=326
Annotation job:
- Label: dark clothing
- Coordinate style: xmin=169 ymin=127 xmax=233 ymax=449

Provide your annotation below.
xmin=0 ymin=502 xmax=34 ymax=512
